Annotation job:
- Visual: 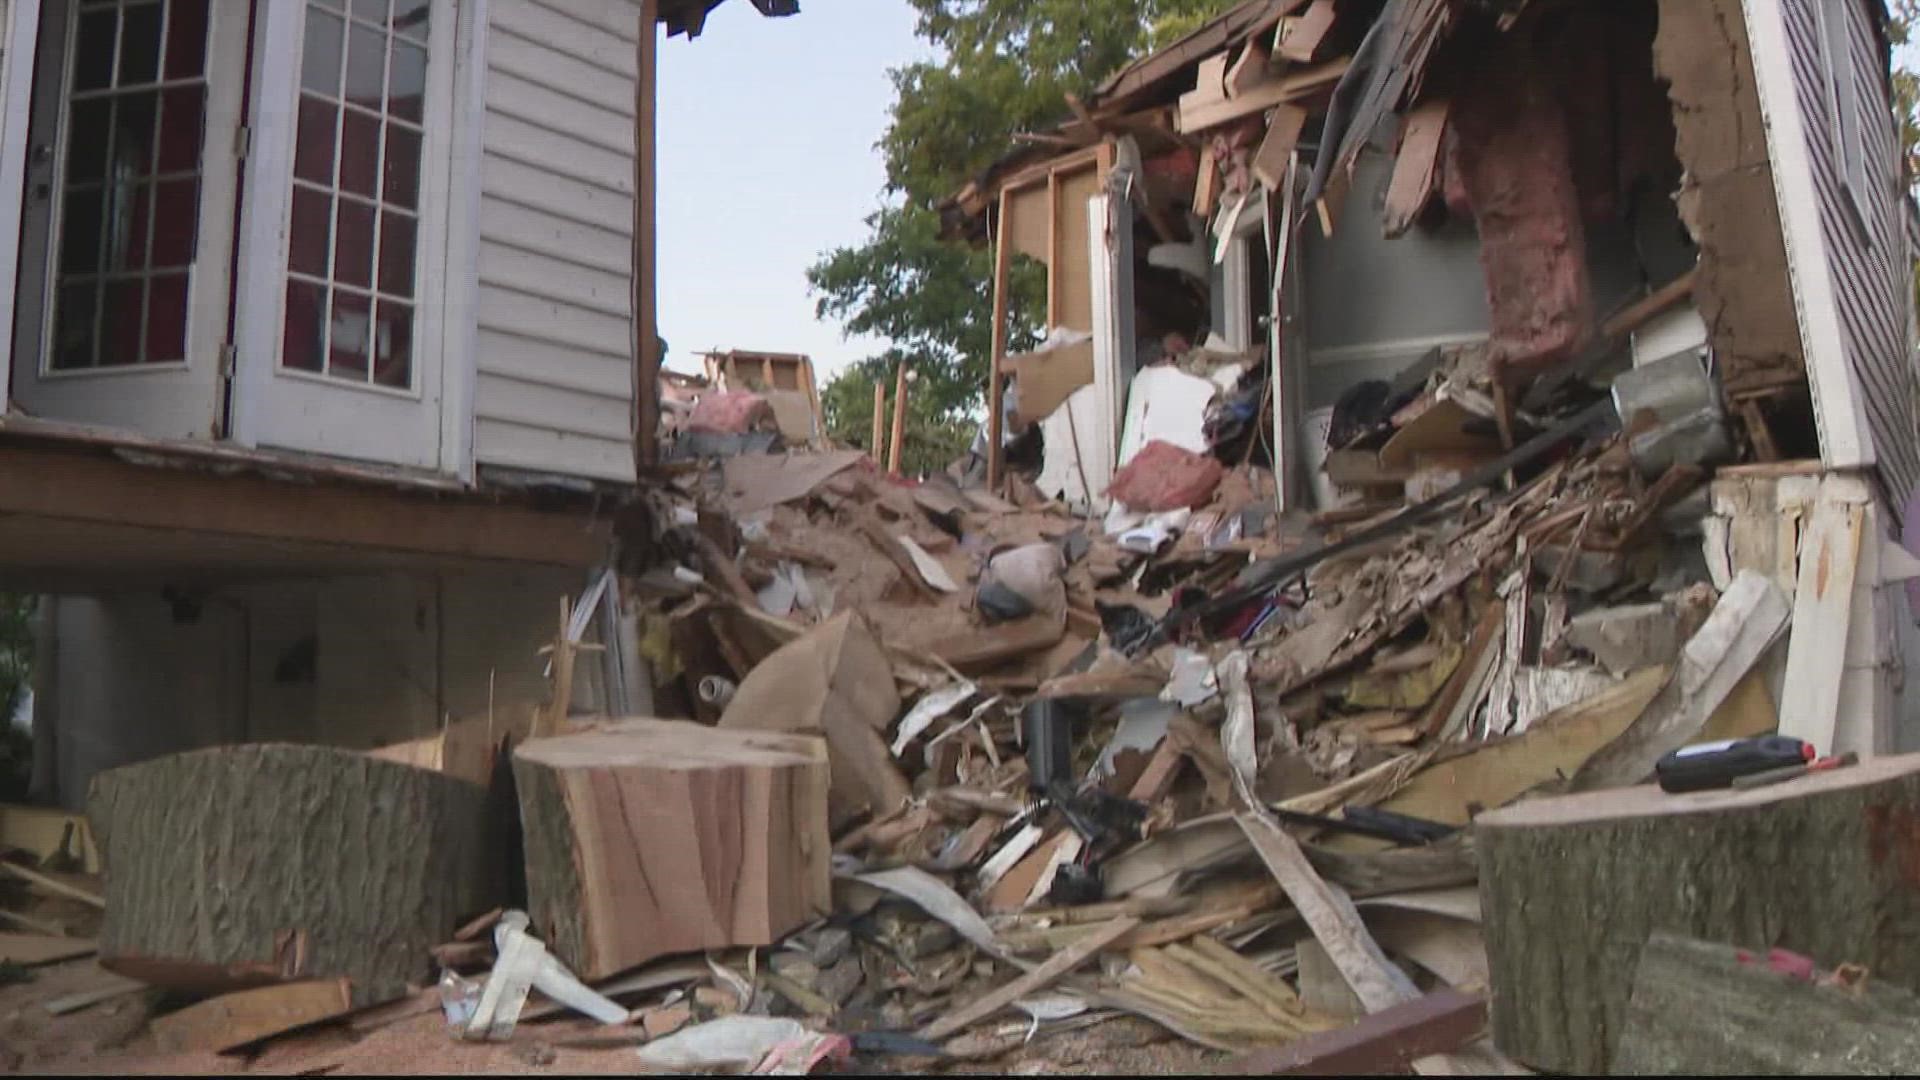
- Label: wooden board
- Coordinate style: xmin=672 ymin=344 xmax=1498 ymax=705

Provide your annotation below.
xmin=1276 ymin=0 xmax=1338 ymax=62
xmin=1381 ymin=99 xmax=1449 ymax=237
xmin=1250 ymin=104 xmax=1309 ymax=191
xmin=919 ymin=916 xmax=1140 ymax=1040
xmin=1236 ymin=814 xmax=1418 ymax=1012
xmin=1777 ymin=477 xmax=1866 ymax=753
xmin=0 ymin=932 xmax=95 ymax=966
xmin=1176 ymin=58 xmax=1349 ymax=134
xmin=151 ymin=978 xmax=354 ymax=1055
xmin=1476 ymin=753 xmax=1920 ymax=1073
xmin=91 ymin=745 xmax=500 ymax=1007
xmin=1323 ymin=666 xmax=1669 ymax=852
xmin=513 ymin=718 xmax=832 ymax=981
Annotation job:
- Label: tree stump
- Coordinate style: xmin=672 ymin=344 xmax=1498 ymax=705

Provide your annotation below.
xmin=90 ymin=744 xmax=501 ymax=1006
xmin=513 ymin=719 xmax=831 ymax=980
xmin=1476 ymin=754 xmax=1920 ymax=1073
xmin=1617 ymin=932 xmax=1920 ymax=1075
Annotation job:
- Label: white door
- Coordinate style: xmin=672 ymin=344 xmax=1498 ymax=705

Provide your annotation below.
xmin=231 ymin=0 xmax=454 ymax=470
xmin=9 ymin=0 xmax=245 ymax=439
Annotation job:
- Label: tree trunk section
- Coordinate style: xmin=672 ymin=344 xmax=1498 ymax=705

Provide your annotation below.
xmin=1475 ymin=754 xmax=1920 ymax=1073
xmin=90 ymin=744 xmax=501 ymax=1007
xmin=513 ymin=719 xmax=831 ymax=980
xmin=1617 ymin=932 xmax=1920 ymax=1074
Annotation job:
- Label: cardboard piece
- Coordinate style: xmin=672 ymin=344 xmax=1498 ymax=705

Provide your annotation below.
xmin=721 ymin=452 xmax=867 ymax=516
xmin=1007 ymin=334 xmax=1096 ymax=427
xmin=719 ymin=612 xmax=910 ymax=823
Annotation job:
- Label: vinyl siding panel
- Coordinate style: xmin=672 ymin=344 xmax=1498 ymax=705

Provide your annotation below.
xmin=1781 ymin=0 xmax=1920 ymax=499
xmin=473 ymin=0 xmax=639 ymax=483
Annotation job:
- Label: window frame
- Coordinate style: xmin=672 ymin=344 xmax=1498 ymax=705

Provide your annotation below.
xmin=1814 ymin=0 xmax=1875 ymax=239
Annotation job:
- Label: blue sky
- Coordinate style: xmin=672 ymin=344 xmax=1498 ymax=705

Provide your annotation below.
xmin=655 ymin=2 xmax=932 ymax=380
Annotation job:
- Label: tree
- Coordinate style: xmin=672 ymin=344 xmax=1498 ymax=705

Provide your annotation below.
xmin=807 ymin=0 xmax=1240 ymax=472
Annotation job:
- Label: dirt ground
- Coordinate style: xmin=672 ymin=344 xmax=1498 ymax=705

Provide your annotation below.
xmin=3 ymin=956 xmax=1235 ymax=1076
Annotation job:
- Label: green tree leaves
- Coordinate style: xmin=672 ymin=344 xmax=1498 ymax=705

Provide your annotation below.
xmin=806 ymin=0 xmax=1239 ymax=473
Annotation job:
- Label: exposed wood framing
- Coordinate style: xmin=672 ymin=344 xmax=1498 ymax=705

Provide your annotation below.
xmin=987 ymin=188 xmax=1014 ymax=490
xmin=889 ymin=362 xmax=910 ymax=476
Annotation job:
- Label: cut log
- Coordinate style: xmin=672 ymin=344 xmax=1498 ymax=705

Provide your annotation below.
xmin=1616 ymin=932 xmax=1920 ymax=1075
xmin=91 ymin=744 xmax=501 ymax=1007
xmin=513 ymin=719 xmax=831 ymax=981
xmin=1476 ymin=753 xmax=1920 ymax=1074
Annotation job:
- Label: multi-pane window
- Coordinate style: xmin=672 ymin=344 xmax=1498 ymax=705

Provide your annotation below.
xmin=283 ymin=0 xmax=430 ymax=390
xmin=53 ymin=0 xmax=209 ymax=369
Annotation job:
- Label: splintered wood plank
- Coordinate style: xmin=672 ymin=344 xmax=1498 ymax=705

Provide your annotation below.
xmin=1382 ymin=100 xmax=1450 ymax=237
xmin=1251 ymin=104 xmax=1309 ymax=190
xmin=1277 ymin=0 xmax=1338 ymax=62
xmin=0 ymin=932 xmax=95 ymax=966
xmin=1178 ymin=59 xmax=1349 ymax=134
xmin=919 ymin=916 xmax=1140 ymax=1040
xmin=1778 ymin=479 xmax=1866 ymax=753
xmin=150 ymin=978 xmax=354 ymax=1054
xmin=1235 ymin=813 xmax=1418 ymax=1013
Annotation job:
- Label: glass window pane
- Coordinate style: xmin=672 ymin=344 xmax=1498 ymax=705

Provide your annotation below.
xmin=294 ymin=95 xmax=338 ymax=185
xmin=351 ymin=0 xmax=389 ymax=26
xmin=165 ymin=0 xmax=211 ymax=79
xmin=118 ymin=3 xmax=164 ymax=86
xmin=377 ymin=211 xmax=415 ymax=297
xmin=339 ymin=108 xmax=379 ymax=198
xmin=334 ymin=198 xmax=375 ymax=288
xmin=145 ymin=273 xmax=189 ymax=362
xmin=74 ymin=10 xmax=118 ymax=93
xmin=389 ymin=40 xmax=426 ymax=124
xmin=289 ymin=186 xmax=332 ymax=277
xmin=328 ymin=288 xmax=372 ymax=380
xmin=157 ymin=86 xmax=205 ymax=174
xmin=301 ymin=9 xmax=345 ymax=97
xmin=345 ymin=22 xmax=385 ymax=108
xmin=60 ymin=188 xmax=106 ymax=274
xmin=109 ymin=92 xmax=158 ymax=179
xmin=151 ymin=178 xmax=199 ymax=267
xmin=67 ymin=99 xmax=113 ymax=184
xmin=393 ymin=0 xmax=429 ymax=40
xmin=283 ymin=280 xmax=327 ymax=371
xmin=103 ymin=180 xmax=153 ymax=272
xmin=373 ymin=300 xmax=412 ymax=388
xmin=382 ymin=123 xmax=419 ymax=210
xmin=101 ymin=278 xmax=145 ymax=365
xmin=53 ymin=283 xmax=101 ymax=370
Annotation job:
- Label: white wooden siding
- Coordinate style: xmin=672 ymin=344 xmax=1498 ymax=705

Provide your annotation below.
xmin=1781 ymin=0 xmax=1920 ymax=500
xmin=474 ymin=0 xmax=639 ymax=482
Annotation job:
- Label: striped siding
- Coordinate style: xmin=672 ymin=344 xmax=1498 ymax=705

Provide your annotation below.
xmin=473 ymin=0 xmax=638 ymax=482
xmin=1781 ymin=0 xmax=1920 ymax=499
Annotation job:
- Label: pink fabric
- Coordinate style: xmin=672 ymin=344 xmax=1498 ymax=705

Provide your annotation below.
xmin=689 ymin=391 xmax=776 ymax=435
xmin=1107 ymin=440 xmax=1224 ymax=512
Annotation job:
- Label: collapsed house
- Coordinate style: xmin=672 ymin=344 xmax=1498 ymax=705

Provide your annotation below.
xmin=10 ymin=0 xmax=1920 ymax=1075
xmin=940 ymin=0 xmax=1920 ymax=757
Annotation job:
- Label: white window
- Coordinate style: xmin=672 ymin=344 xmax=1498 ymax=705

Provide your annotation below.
xmin=281 ymin=0 xmax=431 ymax=390
xmin=1815 ymin=0 xmax=1874 ymax=234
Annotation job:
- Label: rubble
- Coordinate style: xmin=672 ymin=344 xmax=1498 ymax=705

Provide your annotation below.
xmin=3 ymin=0 xmax=1914 ymax=1075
